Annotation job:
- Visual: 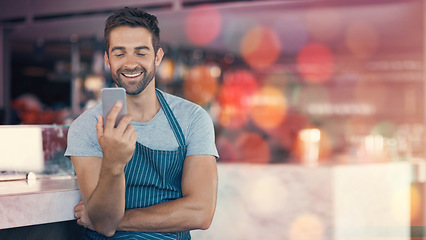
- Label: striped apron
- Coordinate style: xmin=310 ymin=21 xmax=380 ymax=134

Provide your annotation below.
xmin=84 ymin=89 xmax=190 ymax=240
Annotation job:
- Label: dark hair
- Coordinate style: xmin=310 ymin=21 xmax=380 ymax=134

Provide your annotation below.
xmin=104 ymin=7 xmax=161 ymax=54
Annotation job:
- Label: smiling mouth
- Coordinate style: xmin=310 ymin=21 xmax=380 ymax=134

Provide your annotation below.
xmin=122 ymin=72 xmax=142 ymax=78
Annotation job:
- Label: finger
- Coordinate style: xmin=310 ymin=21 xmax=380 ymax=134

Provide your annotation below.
xmin=121 ymin=120 xmax=135 ymax=139
xmin=96 ymin=114 xmax=104 ymax=140
xmin=115 ymin=114 xmax=132 ymax=134
xmin=74 ymin=204 xmax=81 ymax=213
xmin=74 ymin=203 xmax=83 ymax=212
xmin=76 ymin=218 xmax=84 ymax=226
xmin=130 ymin=131 xmax=138 ymax=144
xmin=105 ymin=101 xmax=123 ymax=130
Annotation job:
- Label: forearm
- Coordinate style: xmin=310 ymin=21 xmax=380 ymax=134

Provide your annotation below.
xmin=86 ymin=164 xmax=126 ymax=237
xmin=117 ymin=196 xmax=214 ymax=233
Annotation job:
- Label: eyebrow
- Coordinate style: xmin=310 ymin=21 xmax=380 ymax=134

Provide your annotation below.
xmin=111 ymin=46 xmax=125 ymax=52
xmin=135 ymin=46 xmax=150 ymax=51
xmin=110 ymin=46 xmax=151 ymax=52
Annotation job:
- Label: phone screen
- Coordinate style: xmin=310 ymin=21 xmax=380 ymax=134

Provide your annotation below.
xmin=101 ymin=88 xmax=127 ymax=127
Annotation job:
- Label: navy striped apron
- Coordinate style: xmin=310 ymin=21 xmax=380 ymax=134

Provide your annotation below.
xmin=84 ymin=89 xmax=190 ymax=240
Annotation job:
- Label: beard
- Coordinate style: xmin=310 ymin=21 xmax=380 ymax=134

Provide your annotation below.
xmin=111 ymin=64 xmax=156 ymax=95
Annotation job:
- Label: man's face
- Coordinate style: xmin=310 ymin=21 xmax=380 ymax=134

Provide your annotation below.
xmin=105 ymin=26 xmax=163 ymax=95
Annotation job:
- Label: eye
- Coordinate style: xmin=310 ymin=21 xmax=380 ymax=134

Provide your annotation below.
xmin=136 ymin=53 xmax=146 ymax=56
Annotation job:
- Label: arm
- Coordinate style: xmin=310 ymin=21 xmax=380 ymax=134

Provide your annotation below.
xmin=117 ymin=154 xmax=218 ymax=232
xmin=72 ymin=102 xmax=137 ymax=237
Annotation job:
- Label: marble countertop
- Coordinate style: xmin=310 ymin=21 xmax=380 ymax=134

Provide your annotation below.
xmin=0 ymin=177 xmax=81 ymax=229
xmin=0 ymin=161 xmax=415 ymax=239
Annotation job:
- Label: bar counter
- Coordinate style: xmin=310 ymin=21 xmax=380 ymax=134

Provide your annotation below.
xmin=0 ymin=177 xmax=80 ymax=229
xmin=0 ymin=161 xmax=413 ymax=239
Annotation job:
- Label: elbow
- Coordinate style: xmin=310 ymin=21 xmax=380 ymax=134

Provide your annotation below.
xmin=94 ymin=225 xmax=117 ymax=238
xmin=88 ymin=209 xmax=124 ymax=237
xmin=194 ymin=208 xmax=215 ymax=230
xmin=198 ymin=219 xmax=212 ymax=230
xmin=91 ymin=217 xmax=121 ymax=237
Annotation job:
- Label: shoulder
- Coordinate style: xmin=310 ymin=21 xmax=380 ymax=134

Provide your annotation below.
xmin=65 ymin=104 xmax=103 ymax=158
xmin=68 ymin=104 xmax=102 ymax=134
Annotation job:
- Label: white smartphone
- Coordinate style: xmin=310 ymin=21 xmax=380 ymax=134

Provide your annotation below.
xmin=101 ymin=87 xmax=127 ymax=127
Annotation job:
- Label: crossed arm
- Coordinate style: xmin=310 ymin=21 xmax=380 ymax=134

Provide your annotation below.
xmin=72 ymin=154 xmax=218 ymax=236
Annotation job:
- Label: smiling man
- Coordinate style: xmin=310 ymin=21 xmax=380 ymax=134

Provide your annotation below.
xmin=65 ymin=7 xmax=218 ymax=240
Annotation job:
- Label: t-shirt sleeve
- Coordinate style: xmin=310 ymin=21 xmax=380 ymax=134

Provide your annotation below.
xmin=185 ymin=106 xmax=219 ymax=159
xmin=64 ymin=109 xmax=103 ymax=159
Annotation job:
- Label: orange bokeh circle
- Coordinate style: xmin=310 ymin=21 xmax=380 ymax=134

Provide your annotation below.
xmin=297 ymin=43 xmax=335 ymax=83
xmin=241 ymin=26 xmax=281 ymax=69
xmin=183 ymin=65 xmax=219 ymax=106
xmin=249 ymin=85 xmax=287 ymax=130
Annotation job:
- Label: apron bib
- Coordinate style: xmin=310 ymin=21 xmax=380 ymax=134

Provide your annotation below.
xmin=85 ymin=89 xmax=190 ymax=240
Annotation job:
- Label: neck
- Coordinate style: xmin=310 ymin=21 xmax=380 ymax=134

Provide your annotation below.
xmin=126 ymin=83 xmax=161 ymax=123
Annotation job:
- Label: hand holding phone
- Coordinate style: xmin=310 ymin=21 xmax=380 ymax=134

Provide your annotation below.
xmin=98 ymin=87 xmax=136 ymax=169
xmin=101 ymin=88 xmax=127 ymax=127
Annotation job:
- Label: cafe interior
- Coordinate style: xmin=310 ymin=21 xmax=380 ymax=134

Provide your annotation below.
xmin=0 ymin=0 xmax=424 ymax=239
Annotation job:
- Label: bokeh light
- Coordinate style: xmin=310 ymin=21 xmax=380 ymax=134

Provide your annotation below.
xmin=84 ymin=75 xmax=103 ymax=93
xmin=216 ymin=135 xmax=238 ymax=163
xmin=235 ymin=132 xmax=270 ymax=164
xmin=217 ymin=70 xmax=259 ymax=129
xmin=345 ymin=21 xmax=379 ymax=58
xmin=304 ymin=8 xmax=343 ymax=42
xmin=410 ymin=185 xmax=422 ymax=223
xmin=292 ymin=127 xmax=332 ymax=163
xmin=183 ymin=64 xmax=219 ymax=106
xmin=157 ymin=58 xmax=175 ymax=84
xmin=185 ymin=5 xmax=222 ymax=46
xmin=288 ymin=213 xmax=325 ymax=240
xmin=249 ymin=85 xmax=287 ymax=130
xmin=240 ymin=26 xmax=281 ymax=69
xmin=297 ymin=43 xmax=335 ymax=83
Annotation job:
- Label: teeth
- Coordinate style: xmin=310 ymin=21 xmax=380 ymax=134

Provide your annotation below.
xmin=123 ymin=72 xmax=142 ymax=78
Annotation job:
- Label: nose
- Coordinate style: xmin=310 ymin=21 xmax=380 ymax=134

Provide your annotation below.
xmin=124 ymin=55 xmax=138 ymax=69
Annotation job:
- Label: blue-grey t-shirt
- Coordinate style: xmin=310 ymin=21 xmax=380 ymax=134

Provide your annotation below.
xmin=65 ymin=89 xmax=218 ymax=159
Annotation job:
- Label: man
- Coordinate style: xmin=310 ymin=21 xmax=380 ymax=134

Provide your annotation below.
xmin=65 ymin=7 xmax=218 ymax=239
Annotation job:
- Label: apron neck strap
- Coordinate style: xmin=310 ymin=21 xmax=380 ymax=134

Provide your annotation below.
xmin=155 ymin=89 xmax=186 ymax=147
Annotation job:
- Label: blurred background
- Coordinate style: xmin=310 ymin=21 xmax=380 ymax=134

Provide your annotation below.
xmin=0 ymin=0 xmax=424 ymax=239
xmin=1 ymin=0 xmax=423 ymax=165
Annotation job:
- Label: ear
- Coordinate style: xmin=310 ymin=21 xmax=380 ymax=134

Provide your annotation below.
xmin=154 ymin=48 xmax=164 ymax=67
xmin=104 ymin=51 xmax=111 ymax=70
